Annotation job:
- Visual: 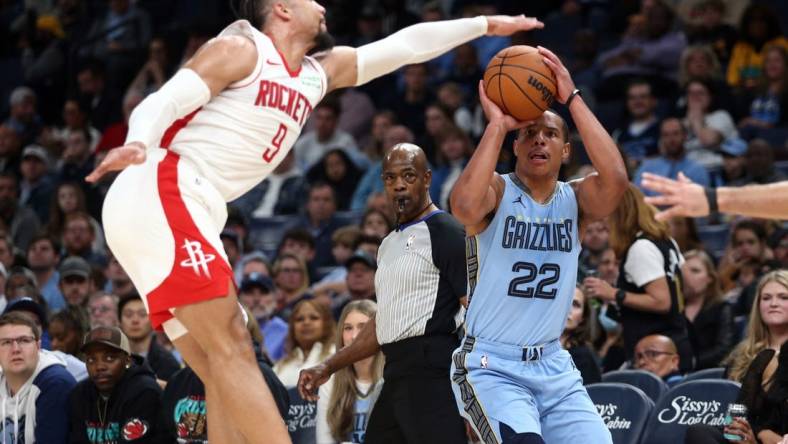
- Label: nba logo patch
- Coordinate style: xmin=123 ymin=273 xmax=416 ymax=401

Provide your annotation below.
xmin=406 ymin=234 xmax=415 ymax=251
xmin=481 ymin=354 xmax=489 ymax=369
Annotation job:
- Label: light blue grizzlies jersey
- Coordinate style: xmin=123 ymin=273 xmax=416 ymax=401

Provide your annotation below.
xmin=465 ymin=174 xmax=581 ymax=346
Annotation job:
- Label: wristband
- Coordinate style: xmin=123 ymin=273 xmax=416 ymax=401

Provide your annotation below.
xmin=615 ymin=289 xmax=627 ymax=307
xmin=565 ymin=88 xmax=582 ymax=108
xmin=704 ymin=187 xmax=719 ymax=216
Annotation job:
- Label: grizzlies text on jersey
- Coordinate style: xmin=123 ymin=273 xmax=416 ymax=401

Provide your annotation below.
xmin=464 ymin=173 xmax=581 ymax=346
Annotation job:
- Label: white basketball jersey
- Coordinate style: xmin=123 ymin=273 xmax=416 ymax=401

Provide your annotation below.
xmin=162 ymin=20 xmax=328 ymax=201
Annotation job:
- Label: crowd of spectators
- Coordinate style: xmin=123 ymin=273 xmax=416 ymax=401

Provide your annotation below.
xmin=0 ymin=0 xmax=788 ymax=442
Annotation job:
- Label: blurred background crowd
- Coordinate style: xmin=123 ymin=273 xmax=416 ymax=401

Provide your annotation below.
xmin=1 ymin=0 xmax=788 ymax=443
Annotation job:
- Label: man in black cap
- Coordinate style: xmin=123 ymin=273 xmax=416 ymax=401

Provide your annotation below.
xmin=331 ymin=249 xmax=376 ymax=318
xmin=59 ymin=256 xmax=94 ymax=308
xmin=238 ymin=272 xmax=287 ymax=361
xmin=69 ymin=326 xmax=167 ymax=443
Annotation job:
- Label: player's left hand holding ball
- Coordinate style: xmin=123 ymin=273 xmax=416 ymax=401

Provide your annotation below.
xmin=537 ymin=46 xmax=576 ymax=104
xmin=86 ymin=142 xmax=147 ymax=183
xmin=485 ymin=15 xmax=544 ymax=36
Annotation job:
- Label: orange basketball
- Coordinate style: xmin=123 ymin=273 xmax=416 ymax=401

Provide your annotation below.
xmin=483 ymin=46 xmax=557 ymax=121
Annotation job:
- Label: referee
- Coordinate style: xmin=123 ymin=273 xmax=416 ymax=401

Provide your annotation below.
xmin=298 ymin=143 xmax=468 ymax=443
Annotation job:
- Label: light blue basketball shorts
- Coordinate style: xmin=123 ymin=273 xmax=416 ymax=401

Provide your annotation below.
xmin=450 ymin=336 xmax=612 ymax=444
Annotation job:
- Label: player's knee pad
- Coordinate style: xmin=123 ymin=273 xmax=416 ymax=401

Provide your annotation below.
xmin=500 ymin=423 xmax=545 ymax=444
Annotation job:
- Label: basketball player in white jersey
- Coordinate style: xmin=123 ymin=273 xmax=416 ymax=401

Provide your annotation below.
xmin=85 ymin=1 xmax=543 ymax=442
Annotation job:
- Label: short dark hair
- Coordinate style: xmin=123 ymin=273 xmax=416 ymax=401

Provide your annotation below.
xmin=234 ymin=0 xmax=273 ymax=29
xmin=626 ymin=78 xmax=653 ymax=96
xmin=281 ymin=228 xmax=316 ymax=250
xmin=49 ymin=306 xmax=89 ymax=341
xmin=308 ymin=181 xmax=337 ymax=202
xmin=733 ymin=220 xmax=767 ymax=242
xmin=117 ymin=293 xmax=142 ymax=320
xmin=355 ymin=233 xmax=382 ymax=249
xmin=78 ymin=58 xmax=105 ymax=78
xmin=27 ymin=233 xmax=60 ymax=255
xmin=0 ymin=312 xmax=40 ymax=340
xmin=315 ymin=93 xmax=341 ymax=117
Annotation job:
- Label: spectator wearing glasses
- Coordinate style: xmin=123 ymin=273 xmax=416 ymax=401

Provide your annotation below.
xmin=634 ymin=334 xmax=684 ymax=386
xmin=0 ymin=311 xmax=76 ymax=442
xmin=87 ymin=292 xmax=119 ymax=328
xmin=272 ymin=253 xmax=312 ymax=321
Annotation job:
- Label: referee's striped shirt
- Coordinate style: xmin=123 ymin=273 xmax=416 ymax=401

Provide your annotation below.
xmin=375 ymin=210 xmax=467 ymax=345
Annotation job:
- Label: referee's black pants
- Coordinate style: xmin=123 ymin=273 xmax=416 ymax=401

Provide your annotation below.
xmin=366 ymin=334 xmax=466 ymax=444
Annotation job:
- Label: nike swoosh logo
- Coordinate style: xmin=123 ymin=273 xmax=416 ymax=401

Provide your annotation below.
xmin=266 ymin=59 xmax=281 ymax=65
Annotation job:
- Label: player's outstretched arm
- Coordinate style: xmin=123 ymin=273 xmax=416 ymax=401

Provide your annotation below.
xmin=539 ymin=46 xmax=628 ymax=222
xmin=298 ymin=316 xmax=380 ymax=402
xmin=86 ymin=36 xmax=257 ymax=183
xmin=320 ymin=15 xmax=543 ymax=91
xmin=451 ymin=81 xmax=527 ymax=233
xmin=642 ymin=172 xmax=788 ymax=220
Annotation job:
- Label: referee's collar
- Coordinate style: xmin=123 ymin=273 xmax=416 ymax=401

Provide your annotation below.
xmin=397 ymin=210 xmax=444 ymax=232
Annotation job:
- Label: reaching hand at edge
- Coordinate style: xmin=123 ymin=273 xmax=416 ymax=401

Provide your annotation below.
xmin=485 ymin=15 xmax=544 ymax=36
xmin=85 ymin=143 xmax=147 ymax=183
xmin=640 ymin=172 xmax=709 ymax=221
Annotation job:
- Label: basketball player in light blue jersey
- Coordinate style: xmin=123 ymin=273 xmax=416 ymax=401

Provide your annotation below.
xmin=449 ymin=46 xmax=629 ymax=444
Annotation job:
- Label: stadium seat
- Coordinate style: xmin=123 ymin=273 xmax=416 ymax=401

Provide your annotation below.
xmin=248 ymin=215 xmax=299 ymax=258
xmin=601 ymin=370 xmax=668 ymax=403
xmin=587 ymin=383 xmax=654 ymax=444
xmin=640 ymin=379 xmax=741 ymax=444
xmin=696 ymin=224 xmax=730 ymax=260
xmin=682 ymin=367 xmax=725 ymax=382
xmin=335 ymin=210 xmax=365 ymax=227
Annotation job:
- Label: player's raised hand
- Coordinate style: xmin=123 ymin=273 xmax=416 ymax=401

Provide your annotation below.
xmin=641 ymin=172 xmax=709 ymax=221
xmin=478 ymin=80 xmax=531 ymax=132
xmin=485 ymin=15 xmax=544 ymax=36
xmin=537 ymin=46 xmax=576 ymax=104
xmin=297 ymin=363 xmax=331 ymax=402
xmin=85 ymin=142 xmax=147 ymax=183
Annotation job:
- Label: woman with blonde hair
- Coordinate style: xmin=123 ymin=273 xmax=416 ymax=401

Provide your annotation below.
xmin=726 ymin=270 xmax=788 ymax=382
xmin=687 ymin=271 xmax=788 ymax=443
xmin=584 ymin=184 xmax=693 ymax=372
xmin=315 ymin=300 xmax=384 ymax=443
xmin=682 ymin=249 xmax=735 ymax=369
xmin=274 ymin=299 xmax=336 ymax=387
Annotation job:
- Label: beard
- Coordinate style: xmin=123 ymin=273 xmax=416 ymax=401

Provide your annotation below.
xmin=308 ymin=31 xmax=335 ymax=55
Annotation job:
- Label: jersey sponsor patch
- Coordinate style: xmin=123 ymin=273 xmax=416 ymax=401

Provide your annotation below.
xmin=122 ymin=419 xmax=148 ymax=441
